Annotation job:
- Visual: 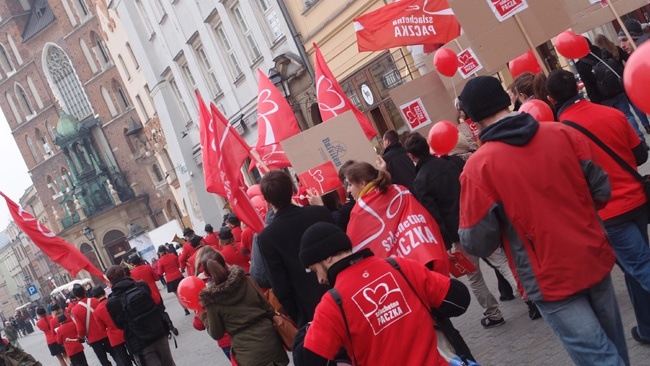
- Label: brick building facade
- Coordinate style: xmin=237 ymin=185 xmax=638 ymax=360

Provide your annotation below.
xmin=0 ymin=0 xmax=177 ymax=273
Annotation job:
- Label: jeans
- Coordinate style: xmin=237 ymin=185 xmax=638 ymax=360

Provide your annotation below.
xmin=612 ymin=94 xmax=645 ymax=140
xmin=631 ymin=101 xmax=650 ymax=128
xmin=138 ymin=335 xmax=176 ymax=366
xmin=535 ymin=275 xmax=629 ymax=366
xmin=606 ymin=209 xmax=650 ymax=340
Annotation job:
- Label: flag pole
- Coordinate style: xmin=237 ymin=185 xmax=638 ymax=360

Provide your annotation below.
xmin=250 ymin=149 xmax=271 ymax=174
xmin=513 ymin=14 xmax=549 ymax=75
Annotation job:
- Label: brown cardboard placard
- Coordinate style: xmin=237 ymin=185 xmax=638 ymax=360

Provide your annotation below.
xmin=280 ymin=111 xmax=378 ymax=174
xmin=566 ymin=0 xmax=650 ymax=33
xmin=448 ymin=0 xmax=571 ymax=73
xmin=389 ymin=72 xmax=458 ymax=137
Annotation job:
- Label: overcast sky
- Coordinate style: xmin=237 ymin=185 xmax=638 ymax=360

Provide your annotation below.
xmin=0 ymin=110 xmax=33 ymax=229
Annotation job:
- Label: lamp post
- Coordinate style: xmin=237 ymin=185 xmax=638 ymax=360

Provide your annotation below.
xmin=83 ymin=226 xmax=106 ymax=271
xmin=268 ymin=68 xmax=290 ymax=97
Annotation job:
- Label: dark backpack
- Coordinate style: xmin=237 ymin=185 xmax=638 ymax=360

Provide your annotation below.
xmin=586 ymin=57 xmax=624 ymax=99
xmin=120 ymin=284 xmax=168 ymax=345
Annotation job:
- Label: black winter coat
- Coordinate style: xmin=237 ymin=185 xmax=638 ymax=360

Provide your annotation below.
xmin=382 ymin=143 xmax=416 ymax=191
xmin=411 ymin=155 xmax=465 ymax=249
xmin=257 ymin=205 xmax=332 ymax=326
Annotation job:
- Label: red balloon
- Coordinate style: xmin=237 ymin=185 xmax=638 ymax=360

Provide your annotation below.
xmin=624 ymin=42 xmax=650 ymax=115
xmin=509 ymin=50 xmax=542 ymax=79
xmin=246 ymin=184 xmax=262 ymax=198
xmin=177 ymin=276 xmax=206 ymax=311
xmin=428 ymin=121 xmax=459 ymax=156
xmin=520 ymin=99 xmax=555 ymax=122
xmin=251 ymin=195 xmax=268 ymax=220
xmin=555 ymin=30 xmax=590 ymax=59
xmin=433 ymin=48 xmax=459 ymax=77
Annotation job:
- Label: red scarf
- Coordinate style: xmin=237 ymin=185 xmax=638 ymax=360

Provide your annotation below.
xmin=347 ymin=185 xmax=449 ymax=276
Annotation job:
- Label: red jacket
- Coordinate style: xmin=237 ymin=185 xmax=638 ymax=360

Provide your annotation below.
xmin=36 ymin=315 xmax=57 ymax=345
xmin=240 ymin=227 xmax=254 ymax=259
xmin=158 ymin=253 xmax=183 ymax=282
xmin=305 ymin=255 xmax=450 ymax=365
xmin=56 ymin=321 xmax=84 ymax=356
xmin=203 ymin=233 xmax=221 ymax=251
xmin=187 ymin=249 xmax=200 ymax=277
xmin=93 ymin=298 xmax=125 ymax=347
xmin=71 ymin=297 xmax=108 ymax=343
xmin=230 ymin=227 xmax=242 ymax=243
xmin=131 ymin=264 xmax=162 ymax=304
xmin=459 ymin=114 xmax=615 ymax=302
xmin=50 ymin=316 xmax=61 ymax=336
xmin=221 ymin=244 xmax=250 ymax=273
xmin=178 ymin=242 xmax=197 ymax=271
xmin=559 ymin=98 xmax=646 ymax=221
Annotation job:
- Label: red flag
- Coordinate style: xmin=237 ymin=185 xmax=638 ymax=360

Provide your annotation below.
xmin=0 ymin=192 xmax=104 ymax=279
xmin=346 ymin=184 xmax=449 ymax=276
xmin=313 ymin=44 xmax=377 ymax=140
xmin=353 ymin=0 xmax=460 ymax=52
xmin=256 ymin=69 xmax=301 ymax=148
xmin=196 ymin=90 xmax=226 ymax=198
xmin=210 ymin=104 xmax=265 ymax=234
xmin=248 ymin=143 xmax=292 ymax=172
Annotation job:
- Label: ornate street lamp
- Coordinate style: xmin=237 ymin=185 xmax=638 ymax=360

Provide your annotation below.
xmin=83 ymin=226 xmax=106 ymax=271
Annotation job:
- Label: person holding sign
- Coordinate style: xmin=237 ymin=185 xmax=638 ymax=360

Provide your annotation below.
xmin=458 ymin=76 xmax=628 ymax=366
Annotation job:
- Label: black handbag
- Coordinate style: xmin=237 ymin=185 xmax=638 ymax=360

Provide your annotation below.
xmin=562 ymin=120 xmax=650 ymax=206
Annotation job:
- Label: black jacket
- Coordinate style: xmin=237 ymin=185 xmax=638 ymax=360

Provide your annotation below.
xmin=382 ymin=142 xmax=416 ymax=191
xmin=106 ymin=277 xmax=166 ymax=353
xmin=257 ymin=205 xmax=333 ymax=326
xmin=411 ymin=155 xmax=465 ymax=249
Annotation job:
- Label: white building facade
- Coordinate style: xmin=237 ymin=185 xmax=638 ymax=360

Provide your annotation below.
xmin=107 ymin=0 xmax=311 ymax=231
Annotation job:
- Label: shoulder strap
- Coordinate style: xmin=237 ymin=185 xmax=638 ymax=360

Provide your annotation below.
xmin=77 ymin=298 xmax=93 ymax=337
xmin=562 ymin=120 xmax=644 ymax=183
xmin=385 ymin=257 xmax=432 ymax=315
xmin=328 ymin=288 xmax=358 ymax=366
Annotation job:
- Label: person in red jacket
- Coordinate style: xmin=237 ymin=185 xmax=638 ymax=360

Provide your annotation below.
xmin=225 ymin=215 xmax=242 ymax=242
xmin=70 ymin=284 xmax=116 ymax=366
xmin=218 ymin=227 xmax=250 ymax=273
xmin=203 ymin=224 xmax=222 ymax=251
xmin=157 ymin=245 xmax=190 ymax=315
xmin=185 ymin=236 xmax=205 ymax=277
xmin=458 ymin=76 xmax=627 ymax=365
xmin=295 ymin=222 xmax=470 ymax=365
xmin=36 ymin=307 xmax=67 ymax=366
xmin=240 ymin=223 xmax=253 ymax=261
xmin=548 ymin=69 xmax=650 ymax=345
xmin=91 ymin=286 xmax=131 ymax=366
xmin=179 ymin=228 xmax=198 ymax=272
xmin=128 ymin=255 xmax=178 ymax=335
xmin=56 ymin=313 xmax=88 ymax=366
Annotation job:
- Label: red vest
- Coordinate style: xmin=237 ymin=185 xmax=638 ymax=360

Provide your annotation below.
xmin=131 ymin=264 xmax=162 ymax=304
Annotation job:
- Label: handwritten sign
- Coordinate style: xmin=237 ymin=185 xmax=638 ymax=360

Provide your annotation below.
xmin=298 ymin=161 xmax=341 ymax=196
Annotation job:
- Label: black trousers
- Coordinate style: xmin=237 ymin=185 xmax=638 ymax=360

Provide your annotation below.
xmin=89 ymin=337 xmax=115 ymax=366
xmin=113 ymin=343 xmax=133 ymax=366
xmin=70 ymin=351 xmax=89 ymax=366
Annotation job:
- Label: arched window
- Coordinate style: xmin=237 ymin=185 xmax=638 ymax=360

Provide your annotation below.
xmin=80 ymin=39 xmax=98 ymax=74
xmin=26 ymin=77 xmax=43 ymax=109
xmin=152 ymin=164 xmax=164 ymax=182
xmin=117 ymin=55 xmax=131 ymax=80
xmin=123 ymin=128 xmax=136 ymax=154
xmin=113 ymin=81 xmax=129 ymax=111
xmin=46 ymin=121 xmax=58 ymax=148
xmin=75 ymin=0 xmax=90 ymax=21
xmin=0 ymin=44 xmax=15 ymax=75
xmin=6 ymin=92 xmax=22 ymax=123
xmin=15 ymin=84 xmax=34 ymax=117
xmin=101 ymin=86 xmax=118 ymax=117
xmin=26 ymin=135 xmax=41 ymax=163
xmin=35 ymin=128 xmax=51 ymax=157
xmin=46 ymin=175 xmax=58 ymax=196
xmin=94 ymin=33 xmax=111 ymax=67
xmin=43 ymin=44 xmax=93 ymax=120
xmin=125 ymin=43 xmax=139 ymax=69
xmin=61 ymin=167 xmax=71 ymax=189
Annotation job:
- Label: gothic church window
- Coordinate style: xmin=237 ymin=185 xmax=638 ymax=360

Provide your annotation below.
xmin=43 ymin=44 xmax=93 ymax=120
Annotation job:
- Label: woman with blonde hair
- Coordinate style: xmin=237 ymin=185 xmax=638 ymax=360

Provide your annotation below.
xmin=197 ymin=246 xmax=289 ymax=366
xmin=344 ymin=162 xmax=449 ymax=275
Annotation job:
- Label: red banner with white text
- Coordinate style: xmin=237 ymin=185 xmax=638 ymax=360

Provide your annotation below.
xmin=346 ymin=184 xmax=449 ymax=276
xmin=354 ymin=0 xmax=461 ymax=52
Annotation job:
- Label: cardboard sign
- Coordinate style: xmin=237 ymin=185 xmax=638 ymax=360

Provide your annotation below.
xmin=566 ymin=0 xmax=647 ymax=33
xmin=457 ymin=48 xmax=484 ymax=79
xmin=588 ymin=0 xmax=608 ymax=6
xmin=390 ymin=71 xmax=458 ymax=137
xmin=400 ymin=98 xmax=432 ymax=132
xmin=487 ymin=0 xmax=529 ymax=22
xmin=281 ymin=111 xmax=378 ymax=174
xmin=448 ymin=251 xmax=478 ymax=278
xmin=298 ymin=161 xmax=341 ymax=196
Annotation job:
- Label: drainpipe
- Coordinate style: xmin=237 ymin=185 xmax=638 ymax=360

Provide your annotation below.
xmin=276 ymin=0 xmax=314 ymax=81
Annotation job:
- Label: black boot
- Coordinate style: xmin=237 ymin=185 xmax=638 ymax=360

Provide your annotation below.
xmin=526 ymin=300 xmax=541 ymax=320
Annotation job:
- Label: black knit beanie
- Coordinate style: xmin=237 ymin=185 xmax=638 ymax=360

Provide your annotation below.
xmin=459 ymin=76 xmax=511 ymax=122
xmin=218 ymin=226 xmax=233 ymax=240
xmin=300 ymin=222 xmax=352 ymax=268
